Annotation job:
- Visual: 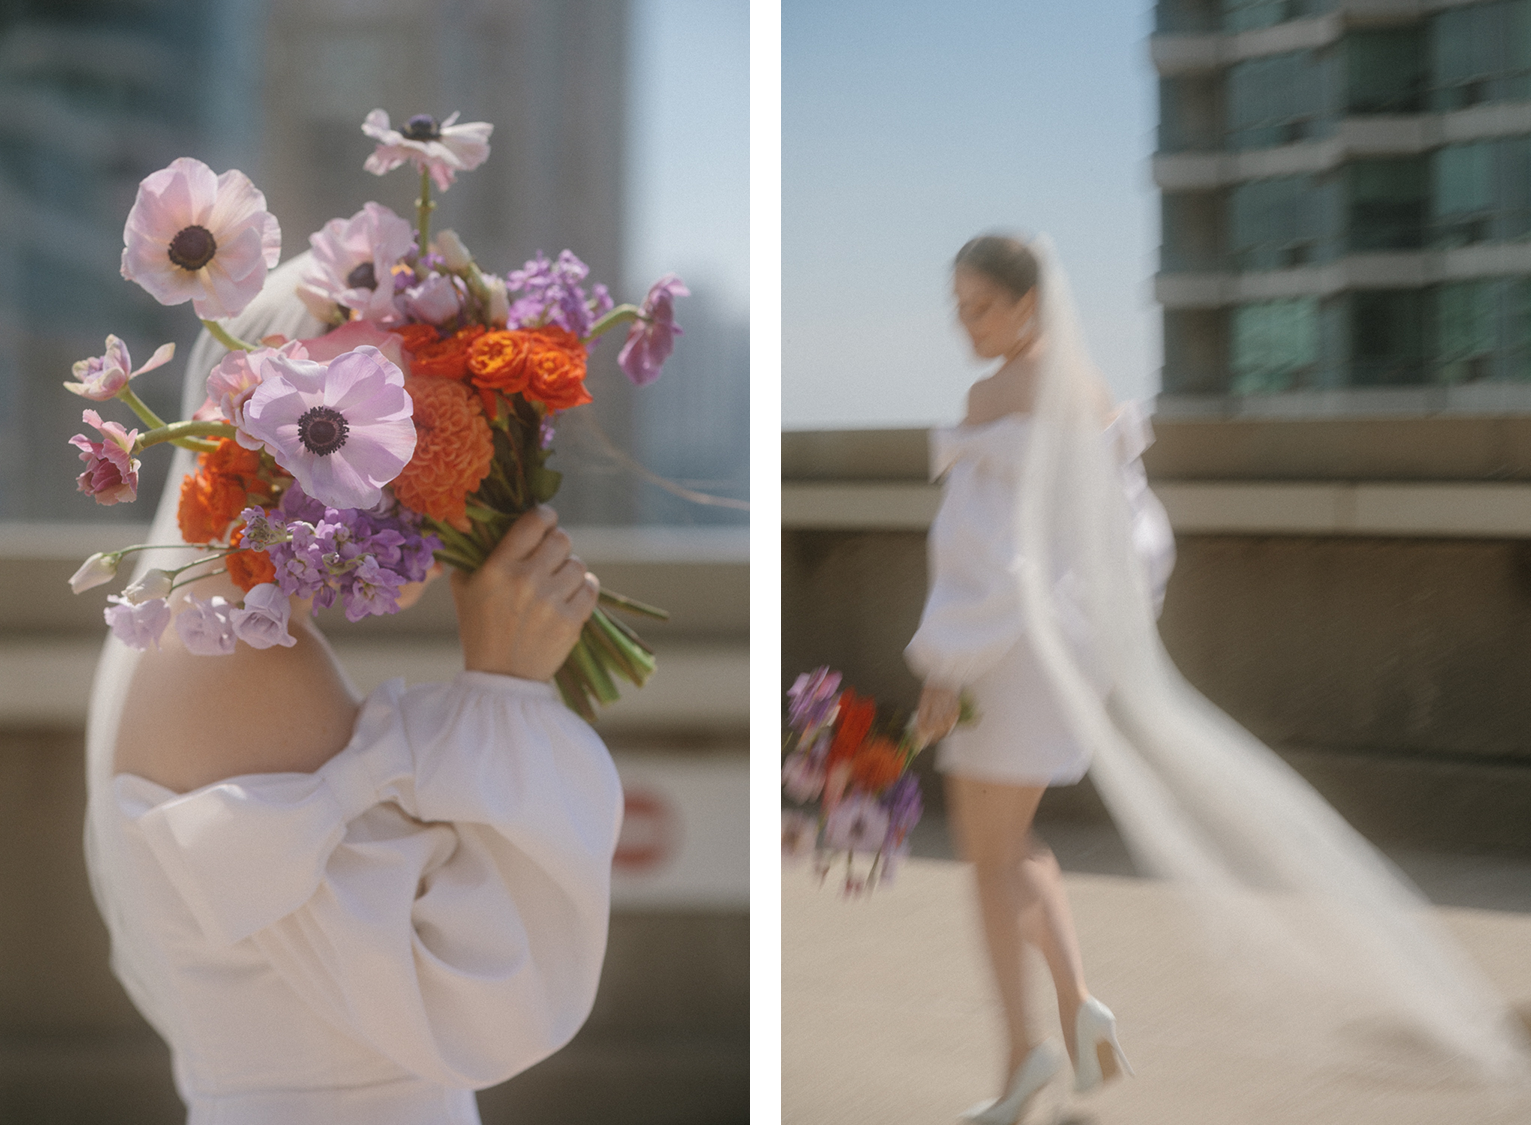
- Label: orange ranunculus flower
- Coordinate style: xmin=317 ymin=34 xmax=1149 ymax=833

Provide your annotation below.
xmin=390 ymin=377 xmax=495 ymax=531
xmin=177 ymin=438 xmax=278 ymax=544
xmin=226 ymin=524 xmax=276 ymax=592
xmin=408 ymin=324 xmax=485 ymax=379
xmin=850 ymin=737 xmax=905 ymax=793
xmin=467 ymin=326 xmax=590 ymax=414
xmin=826 ymin=689 xmax=877 ymax=771
xmin=523 ymin=327 xmax=591 ymax=411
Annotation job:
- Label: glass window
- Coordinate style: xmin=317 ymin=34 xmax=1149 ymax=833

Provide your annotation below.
xmin=1432 ymin=142 xmax=1494 ymax=245
xmin=1162 ymin=192 xmax=1224 ymax=272
xmin=1227 ymin=50 xmax=1333 ymax=150
xmin=1430 ymin=0 xmax=1531 ymax=110
xmin=1230 ymin=297 xmax=1320 ymax=393
xmin=1222 ymin=0 xmax=1329 ymax=33
xmin=1348 ymin=159 xmax=1425 ymax=251
xmin=1158 ymin=75 xmax=1222 ymax=153
xmin=1506 ymin=280 xmax=1531 ymax=380
xmin=1350 ymin=290 xmax=1425 ymax=385
xmin=1433 ymin=281 xmax=1498 ymax=382
xmin=1347 ymin=28 xmax=1425 ymax=114
xmin=1229 ymin=175 xmax=1331 ymax=268
xmin=1157 ymin=0 xmax=1221 ymax=34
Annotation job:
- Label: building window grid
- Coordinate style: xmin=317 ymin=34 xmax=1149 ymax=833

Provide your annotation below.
xmin=1429 ymin=0 xmax=1531 ymax=112
xmin=1226 ymin=49 xmax=1336 ymax=150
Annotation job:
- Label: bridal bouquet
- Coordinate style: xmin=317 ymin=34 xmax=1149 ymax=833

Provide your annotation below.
xmin=64 ymin=109 xmax=685 ymax=719
xmin=781 ymin=667 xmax=971 ymax=896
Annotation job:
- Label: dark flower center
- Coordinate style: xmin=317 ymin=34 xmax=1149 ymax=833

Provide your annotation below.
xmin=297 ymin=406 xmax=349 ymax=456
xmin=167 ymin=225 xmax=217 ymax=271
xmin=402 ymin=114 xmax=441 ymax=141
xmin=346 ymin=261 xmax=378 ymax=290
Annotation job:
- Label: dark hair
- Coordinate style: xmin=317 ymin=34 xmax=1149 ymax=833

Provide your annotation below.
xmin=953 ymin=235 xmax=1038 ymax=298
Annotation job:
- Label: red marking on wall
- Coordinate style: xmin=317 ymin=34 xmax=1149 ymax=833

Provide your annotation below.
xmin=614 ymin=789 xmax=678 ymax=873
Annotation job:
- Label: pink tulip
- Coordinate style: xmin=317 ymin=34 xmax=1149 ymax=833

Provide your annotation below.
xmin=64 ymin=336 xmax=175 ymax=401
xmin=69 ymin=410 xmax=140 ymax=505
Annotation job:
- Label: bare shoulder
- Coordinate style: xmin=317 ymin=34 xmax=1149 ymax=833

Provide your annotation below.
xmin=964 ymin=373 xmax=1033 ymax=426
xmin=114 ymin=598 xmax=362 ymax=795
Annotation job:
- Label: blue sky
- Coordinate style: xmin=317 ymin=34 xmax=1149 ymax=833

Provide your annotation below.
xmin=627 ymin=0 xmax=750 ymax=322
xmin=782 ymin=0 xmax=1161 ymax=429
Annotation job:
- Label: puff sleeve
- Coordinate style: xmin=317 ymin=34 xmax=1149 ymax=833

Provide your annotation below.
xmin=123 ymin=671 xmax=623 ymax=1089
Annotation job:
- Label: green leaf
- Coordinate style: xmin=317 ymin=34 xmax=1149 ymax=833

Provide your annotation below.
xmin=531 ymin=465 xmax=563 ymax=503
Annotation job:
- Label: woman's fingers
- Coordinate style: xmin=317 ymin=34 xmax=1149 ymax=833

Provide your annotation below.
xmin=488 ymin=504 xmax=559 ymax=569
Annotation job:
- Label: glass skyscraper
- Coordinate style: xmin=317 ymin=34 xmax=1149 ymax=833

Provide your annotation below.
xmin=1155 ymin=0 xmax=1531 ymax=398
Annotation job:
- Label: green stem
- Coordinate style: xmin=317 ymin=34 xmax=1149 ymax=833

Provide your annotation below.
xmin=167 ymin=566 xmax=227 ymax=594
xmin=134 ymin=420 xmax=237 ymax=454
xmin=597 ymin=588 xmax=670 ymax=621
xmin=115 ymin=385 xmax=167 ymax=430
xmin=200 ymin=319 xmax=257 ymax=353
xmin=586 ymin=304 xmax=640 ymax=341
xmin=416 ymin=167 xmax=435 ymax=259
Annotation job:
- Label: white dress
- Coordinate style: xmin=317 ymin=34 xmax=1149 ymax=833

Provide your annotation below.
xmin=905 ymin=405 xmax=1175 ymax=786
xmin=84 ymin=669 xmax=623 ymax=1125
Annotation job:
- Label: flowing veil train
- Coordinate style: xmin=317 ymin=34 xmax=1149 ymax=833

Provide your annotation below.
xmin=1013 ymin=236 xmax=1530 ymax=1083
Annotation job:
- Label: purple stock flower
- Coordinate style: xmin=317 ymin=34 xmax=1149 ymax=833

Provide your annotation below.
xmin=505 ymin=250 xmax=613 ymax=341
xmin=230 ymin=583 xmax=296 ymax=649
xmin=104 ymin=596 xmax=171 ymax=650
xmin=242 ymin=345 xmax=416 ymax=510
xmin=786 ymin=666 xmax=841 ymax=733
xmin=886 ymin=774 xmax=924 ymax=844
xmin=253 ymin=482 xmax=439 ymax=620
xmin=538 ymin=415 xmax=557 ymax=450
xmin=175 ymin=595 xmax=236 ymax=656
xmin=822 ymin=795 xmax=890 ymax=855
xmin=617 ymin=274 xmax=688 ymax=387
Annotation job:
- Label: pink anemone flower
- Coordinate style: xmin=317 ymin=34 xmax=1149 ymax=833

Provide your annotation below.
xmin=296 ymin=202 xmax=415 ymax=326
xmin=617 ymin=274 xmax=688 ymax=387
xmin=205 ymin=340 xmax=310 ymax=449
xmin=242 ymin=345 xmax=416 ymax=510
xmin=361 ymin=110 xmax=492 ymax=191
xmin=120 ymin=157 xmax=281 ymax=320
xmin=69 ymin=409 xmax=140 ymax=505
xmin=64 ymin=336 xmax=176 ymax=401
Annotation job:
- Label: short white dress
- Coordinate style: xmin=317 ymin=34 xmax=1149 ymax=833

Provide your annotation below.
xmin=85 ymin=670 xmax=624 ymax=1125
xmin=905 ymin=405 xmax=1175 ymax=786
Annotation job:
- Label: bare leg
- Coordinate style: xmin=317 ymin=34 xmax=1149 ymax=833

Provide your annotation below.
xmin=949 ymin=777 xmax=1046 ymax=1091
xmin=1016 ymin=838 xmax=1090 ymax=1062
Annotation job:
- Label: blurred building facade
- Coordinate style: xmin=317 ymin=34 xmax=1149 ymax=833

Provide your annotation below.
xmin=1155 ymin=0 xmax=1531 ymax=402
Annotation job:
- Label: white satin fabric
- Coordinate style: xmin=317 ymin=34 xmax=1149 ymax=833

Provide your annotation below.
xmin=906 ymin=404 xmax=1175 ymax=786
xmin=81 ymin=254 xmax=625 ymax=1124
xmin=91 ymin=673 xmax=622 ymax=1125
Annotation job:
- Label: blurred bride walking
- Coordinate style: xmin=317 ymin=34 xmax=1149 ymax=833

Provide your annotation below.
xmin=905 ymin=233 xmax=1528 ymax=1124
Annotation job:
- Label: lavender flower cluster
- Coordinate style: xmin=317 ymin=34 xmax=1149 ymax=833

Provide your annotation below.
xmin=505 ymin=250 xmax=614 ymax=341
xmin=243 ymin=483 xmax=440 ymax=623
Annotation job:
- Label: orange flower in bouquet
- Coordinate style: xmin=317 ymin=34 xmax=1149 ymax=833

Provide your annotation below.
xmin=391 ymin=378 xmax=495 ymax=531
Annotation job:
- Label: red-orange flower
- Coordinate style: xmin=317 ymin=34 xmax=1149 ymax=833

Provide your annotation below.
xmin=226 ymin=524 xmax=276 ymax=592
xmin=850 ymin=737 xmax=904 ymax=793
xmin=390 ymin=377 xmax=495 ymax=531
xmin=467 ymin=326 xmax=590 ymax=414
xmin=407 ymin=324 xmax=485 ymax=379
xmin=826 ymin=689 xmax=877 ymax=771
xmin=176 ymin=438 xmax=279 ymax=544
xmin=394 ymin=323 xmax=440 ymax=355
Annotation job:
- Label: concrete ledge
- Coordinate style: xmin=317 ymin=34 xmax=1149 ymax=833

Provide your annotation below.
xmin=781 ymin=479 xmax=1531 ymax=538
xmin=0 ymin=638 xmax=748 ymax=731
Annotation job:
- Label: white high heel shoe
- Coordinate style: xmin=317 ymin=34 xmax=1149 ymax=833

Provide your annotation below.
xmin=1072 ymin=997 xmax=1135 ymax=1094
xmin=959 ymin=1038 xmax=1063 ymax=1125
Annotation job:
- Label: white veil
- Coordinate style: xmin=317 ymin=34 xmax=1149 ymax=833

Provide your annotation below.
xmin=1015 ymin=236 xmax=1530 ymax=1082
xmin=83 ymin=255 xmax=324 ymax=981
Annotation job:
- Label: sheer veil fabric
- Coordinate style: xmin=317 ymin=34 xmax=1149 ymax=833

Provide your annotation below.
xmin=84 ymin=253 xmax=325 ymax=991
xmin=1013 ymin=236 xmax=1530 ymax=1083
